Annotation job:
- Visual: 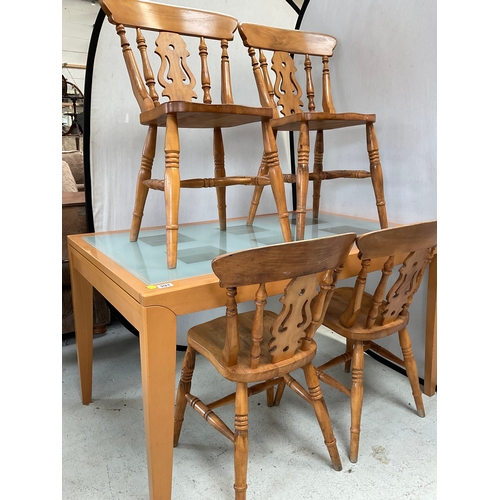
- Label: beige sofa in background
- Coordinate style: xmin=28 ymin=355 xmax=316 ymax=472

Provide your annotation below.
xmin=62 ymin=150 xmax=110 ymax=335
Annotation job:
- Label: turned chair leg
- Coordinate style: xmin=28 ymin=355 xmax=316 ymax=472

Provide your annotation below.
xmin=399 ymin=328 xmax=425 ymax=417
xmin=247 ymin=123 xmax=292 ymax=242
xmin=261 ymin=121 xmax=292 ymax=242
xmin=234 ymin=382 xmax=249 ymax=500
xmin=366 ymin=123 xmax=388 ymax=230
xmin=266 ymin=385 xmax=274 ymax=407
xmin=312 ymin=130 xmax=324 ymax=219
xmin=295 ymin=122 xmax=310 ymax=240
xmin=247 ymin=128 xmax=279 ymax=227
xmin=247 ymin=152 xmax=267 ymax=227
xmin=164 ymin=114 xmax=181 ymax=269
xmin=173 ymin=346 xmax=196 ymax=447
xmin=131 ymin=125 xmax=157 ymax=242
xmin=213 ymin=127 xmax=227 ymax=231
xmin=303 ymin=363 xmax=342 ymax=471
xmin=273 ymin=379 xmax=286 ymax=406
xmin=349 ymin=341 xmax=365 ymax=463
xmin=344 ymin=338 xmax=354 ymax=373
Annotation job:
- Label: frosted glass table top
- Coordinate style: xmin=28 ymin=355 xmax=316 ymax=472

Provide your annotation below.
xmin=83 ymin=212 xmax=382 ymax=286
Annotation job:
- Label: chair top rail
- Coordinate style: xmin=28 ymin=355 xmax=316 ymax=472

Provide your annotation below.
xmin=238 ymin=22 xmax=337 ymax=56
xmin=212 ymin=233 xmax=356 ymax=288
xmin=356 ymin=221 xmax=437 ymax=260
xmin=99 ymin=0 xmax=238 ymax=40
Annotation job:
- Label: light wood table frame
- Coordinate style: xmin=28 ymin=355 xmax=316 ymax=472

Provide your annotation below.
xmin=68 ymin=215 xmax=436 ymax=500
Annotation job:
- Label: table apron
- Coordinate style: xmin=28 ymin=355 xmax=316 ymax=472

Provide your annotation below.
xmin=69 ymin=245 xmax=145 ymax=331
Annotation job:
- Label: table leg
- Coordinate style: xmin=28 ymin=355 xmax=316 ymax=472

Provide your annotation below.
xmin=70 ymin=263 xmax=94 ymax=405
xmin=140 ymin=305 xmax=177 ymax=500
xmin=423 ymin=254 xmax=437 ymax=397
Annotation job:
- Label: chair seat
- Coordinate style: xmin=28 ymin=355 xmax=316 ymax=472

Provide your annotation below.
xmin=270 ymin=112 xmax=376 ymax=132
xmin=140 ymin=101 xmax=274 ymax=128
xmin=188 ymin=310 xmax=317 ymax=383
xmin=322 ymin=287 xmax=409 ymax=341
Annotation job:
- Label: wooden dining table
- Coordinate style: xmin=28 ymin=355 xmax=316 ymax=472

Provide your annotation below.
xmin=68 ymin=211 xmax=436 ymax=500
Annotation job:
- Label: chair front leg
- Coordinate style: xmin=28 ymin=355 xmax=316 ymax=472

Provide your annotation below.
xmin=165 ymin=114 xmax=181 ymax=269
xmin=131 ymin=125 xmax=157 ymax=241
xmin=247 ymin=127 xmax=279 ymax=227
xmin=399 ymin=328 xmax=425 ymax=417
xmin=295 ymin=122 xmax=310 ymax=240
xmin=266 ymin=385 xmax=274 ymax=407
xmin=303 ymin=362 xmax=342 ymax=471
xmin=366 ymin=123 xmax=388 ymax=229
xmin=213 ymin=127 xmax=227 ymax=231
xmin=312 ymin=130 xmax=324 ymax=219
xmin=261 ymin=121 xmax=292 ymax=242
xmin=344 ymin=338 xmax=354 ymax=373
xmin=273 ymin=379 xmax=286 ymax=406
xmin=173 ymin=346 xmax=196 ymax=447
xmin=234 ymin=382 xmax=249 ymax=500
xmin=350 ymin=341 xmax=364 ymax=463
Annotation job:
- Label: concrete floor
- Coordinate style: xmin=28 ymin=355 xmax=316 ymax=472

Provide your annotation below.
xmin=62 ymin=319 xmax=437 ymax=499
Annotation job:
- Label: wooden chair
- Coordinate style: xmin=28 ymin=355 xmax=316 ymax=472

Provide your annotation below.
xmin=237 ymin=22 xmax=389 ymax=240
xmin=173 ymin=232 xmax=357 ymax=499
xmin=99 ymin=0 xmax=292 ymax=268
xmin=312 ymin=221 xmax=437 ymax=463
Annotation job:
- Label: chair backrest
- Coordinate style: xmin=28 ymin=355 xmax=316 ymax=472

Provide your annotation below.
xmin=340 ymin=221 xmax=437 ymax=329
xmin=212 ymin=233 xmax=356 ymax=367
xmin=237 ymin=22 xmax=338 ymax=118
xmin=99 ymin=0 xmax=239 ymax=112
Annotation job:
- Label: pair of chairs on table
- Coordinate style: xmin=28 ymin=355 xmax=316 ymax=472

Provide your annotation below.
xmin=99 ymin=0 xmax=388 ymax=269
xmin=173 ymin=220 xmax=437 ymax=499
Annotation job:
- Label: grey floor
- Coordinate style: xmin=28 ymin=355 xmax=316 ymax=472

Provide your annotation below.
xmin=62 ymin=319 xmax=437 ymax=500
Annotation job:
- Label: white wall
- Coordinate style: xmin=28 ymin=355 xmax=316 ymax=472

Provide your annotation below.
xmin=300 ymin=0 xmax=436 ymax=378
xmin=300 ymin=0 xmax=437 ymax=224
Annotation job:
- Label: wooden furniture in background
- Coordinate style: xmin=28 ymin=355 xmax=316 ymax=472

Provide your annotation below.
xmin=173 ymin=233 xmax=356 ymax=499
xmin=98 ymin=0 xmax=292 ymax=268
xmin=315 ymin=221 xmax=437 ymax=463
xmin=62 ymin=75 xmax=84 ymax=151
xmin=238 ymin=22 xmax=388 ymax=239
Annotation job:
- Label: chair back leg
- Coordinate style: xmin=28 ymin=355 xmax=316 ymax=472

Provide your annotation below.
xmin=312 ymin=130 xmax=324 ymax=219
xmin=302 ymin=362 xmax=342 ymax=470
xmin=234 ymin=382 xmax=249 ymax=500
xmin=349 ymin=341 xmax=365 ymax=463
xmin=246 ymin=153 xmax=268 ymax=226
xmin=398 ymin=328 xmax=425 ymax=417
xmin=131 ymin=125 xmax=157 ymax=241
xmin=213 ymin=127 xmax=228 ymax=231
xmin=173 ymin=346 xmax=196 ymax=447
xmin=366 ymin=123 xmax=388 ymax=229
